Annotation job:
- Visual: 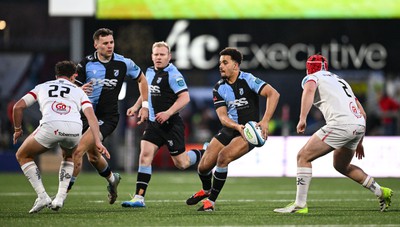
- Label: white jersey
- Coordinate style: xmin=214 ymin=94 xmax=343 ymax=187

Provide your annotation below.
xmin=22 ymin=78 xmax=92 ymax=125
xmin=301 ymin=70 xmax=365 ymax=126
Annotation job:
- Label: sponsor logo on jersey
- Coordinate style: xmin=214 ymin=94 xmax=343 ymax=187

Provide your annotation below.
xmin=150 ymin=85 xmax=161 ymax=95
xmin=89 ymin=78 xmax=118 ymax=89
xmin=99 ymin=120 xmax=104 ymax=125
xmin=349 ymin=102 xmax=363 ymax=118
xmin=168 ymin=140 xmax=174 ymax=147
xmin=228 ymin=97 xmax=249 ymax=108
xmin=51 ymin=101 xmax=71 ymax=115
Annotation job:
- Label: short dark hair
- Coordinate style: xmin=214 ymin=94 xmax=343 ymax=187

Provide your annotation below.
xmin=55 ymin=61 xmax=76 ymax=78
xmin=93 ymin=28 xmax=113 ymax=41
xmin=219 ymin=47 xmax=243 ymax=65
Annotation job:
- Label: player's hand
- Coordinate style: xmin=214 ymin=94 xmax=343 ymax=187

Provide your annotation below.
xmin=13 ymin=130 xmax=23 ymax=144
xmin=82 ymin=81 xmax=94 ymax=96
xmin=355 ymin=142 xmax=365 ymax=160
xmin=155 ymin=111 xmax=170 ymax=124
xmin=296 ymin=119 xmax=307 ymax=134
xmin=126 ymin=106 xmax=139 ymax=117
xmin=256 ymin=121 xmax=269 ymax=140
xmin=236 ymin=124 xmax=246 ymax=140
xmin=96 ymin=141 xmax=110 ymax=159
xmin=137 ymin=107 xmax=149 ymax=125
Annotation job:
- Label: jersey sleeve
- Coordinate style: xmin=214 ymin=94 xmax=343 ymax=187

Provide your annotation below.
xmin=169 ymin=73 xmax=188 ymax=95
xmin=213 ymin=84 xmax=226 ymax=110
xmin=245 ymin=73 xmax=267 ymax=94
xmin=125 ymin=58 xmax=142 ymax=80
xmin=301 ymin=75 xmax=318 ymax=89
xmin=21 ymin=85 xmax=40 ymax=107
xmin=80 ymin=91 xmax=93 ymax=111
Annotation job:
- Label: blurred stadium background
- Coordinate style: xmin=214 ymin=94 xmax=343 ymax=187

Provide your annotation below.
xmin=1 ymin=0 xmax=399 ymax=176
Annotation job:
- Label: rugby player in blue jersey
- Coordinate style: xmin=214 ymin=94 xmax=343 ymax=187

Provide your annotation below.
xmin=121 ymin=41 xmax=205 ymax=208
xmin=67 ymin=28 xmax=149 ymax=204
xmin=187 ymin=47 xmax=280 ymax=211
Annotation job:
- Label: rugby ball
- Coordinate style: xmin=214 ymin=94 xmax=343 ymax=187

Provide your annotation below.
xmin=244 ymin=121 xmax=265 ymax=147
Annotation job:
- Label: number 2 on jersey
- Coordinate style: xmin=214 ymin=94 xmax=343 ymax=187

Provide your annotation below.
xmin=338 ymin=80 xmax=351 ymax=98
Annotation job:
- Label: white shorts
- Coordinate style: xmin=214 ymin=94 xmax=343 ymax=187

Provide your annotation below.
xmin=33 ymin=121 xmax=82 ymax=149
xmin=315 ymin=124 xmax=365 ymax=150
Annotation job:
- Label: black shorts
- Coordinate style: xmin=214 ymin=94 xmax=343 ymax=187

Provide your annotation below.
xmin=82 ymin=114 xmax=119 ymax=141
xmin=142 ymin=116 xmax=185 ymax=156
xmin=215 ymin=126 xmax=255 ymax=151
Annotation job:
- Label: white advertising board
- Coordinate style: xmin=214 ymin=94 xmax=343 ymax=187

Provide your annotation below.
xmin=228 ymin=136 xmax=400 ymax=177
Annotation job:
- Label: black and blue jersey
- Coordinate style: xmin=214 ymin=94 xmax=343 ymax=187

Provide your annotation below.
xmin=146 ymin=63 xmax=188 ymax=122
xmin=213 ymin=71 xmax=267 ymax=125
xmin=76 ymin=52 xmax=142 ymax=117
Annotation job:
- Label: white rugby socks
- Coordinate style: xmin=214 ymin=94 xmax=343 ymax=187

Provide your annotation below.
xmin=295 ymin=167 xmax=312 ymax=207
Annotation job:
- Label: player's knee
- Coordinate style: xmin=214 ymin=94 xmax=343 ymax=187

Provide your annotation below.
xmin=198 ymin=165 xmax=210 ymax=175
xmin=296 ymin=151 xmax=310 ymax=165
xmin=217 ymin=153 xmax=232 ymax=167
xmin=333 ymin=163 xmax=347 ymax=174
xmin=15 ymin=150 xmax=25 ymax=163
xmin=173 ymin=159 xmax=189 ymax=170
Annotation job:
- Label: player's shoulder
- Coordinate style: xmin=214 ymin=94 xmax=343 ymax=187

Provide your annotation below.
xmin=113 ymin=52 xmax=133 ymax=65
xmin=83 ymin=52 xmax=96 ymax=62
xmin=165 ymin=64 xmax=183 ymax=77
xmin=239 ymin=71 xmax=254 ymax=78
xmin=239 ymin=71 xmax=265 ymax=85
xmin=112 ymin=52 xmax=125 ymax=61
xmin=214 ymin=79 xmax=226 ymax=89
xmin=239 ymin=71 xmax=258 ymax=82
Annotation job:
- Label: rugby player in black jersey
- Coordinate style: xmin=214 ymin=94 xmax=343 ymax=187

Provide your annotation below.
xmin=67 ymin=28 xmax=149 ymax=205
xmin=187 ymin=47 xmax=280 ymax=211
xmin=121 ymin=41 xmax=205 ymax=208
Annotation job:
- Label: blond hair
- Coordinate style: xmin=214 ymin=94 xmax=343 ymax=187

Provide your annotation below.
xmin=152 ymin=41 xmax=170 ymax=53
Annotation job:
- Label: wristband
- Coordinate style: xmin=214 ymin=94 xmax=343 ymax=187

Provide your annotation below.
xmin=142 ymin=101 xmax=149 ymax=108
xmin=14 ymin=126 xmax=22 ymax=131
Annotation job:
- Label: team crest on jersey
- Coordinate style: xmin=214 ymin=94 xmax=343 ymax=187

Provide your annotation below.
xmin=114 ymin=70 xmax=119 ymax=77
xmin=51 ymin=101 xmax=71 ymax=115
xmin=157 ymin=77 xmax=162 ymax=84
xmin=239 ymin=88 xmax=244 ymax=95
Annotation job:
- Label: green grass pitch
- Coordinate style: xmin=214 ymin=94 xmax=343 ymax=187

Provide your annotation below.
xmin=0 ymin=172 xmax=399 ymax=226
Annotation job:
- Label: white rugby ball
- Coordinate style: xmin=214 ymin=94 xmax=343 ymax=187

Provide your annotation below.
xmin=243 ymin=121 xmax=265 ymax=147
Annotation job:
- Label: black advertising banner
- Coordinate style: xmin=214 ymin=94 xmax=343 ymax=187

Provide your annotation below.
xmin=85 ymin=19 xmax=400 ymax=72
